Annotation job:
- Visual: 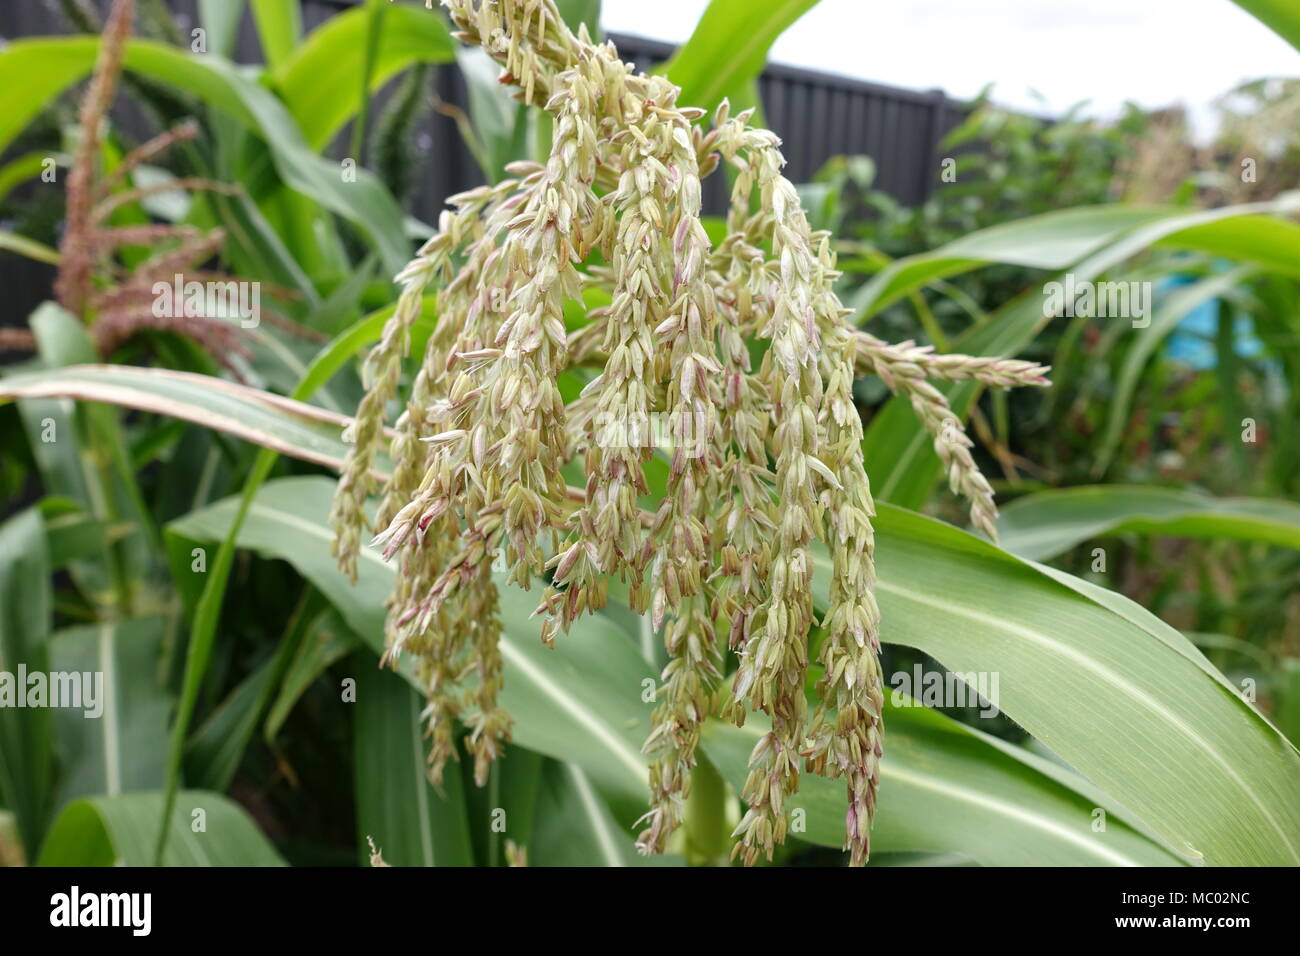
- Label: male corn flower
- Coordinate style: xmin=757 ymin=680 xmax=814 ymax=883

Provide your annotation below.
xmin=335 ymin=0 xmax=1050 ymax=866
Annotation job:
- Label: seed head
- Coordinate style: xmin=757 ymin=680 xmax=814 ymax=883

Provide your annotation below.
xmin=332 ymin=0 xmax=1049 ymax=866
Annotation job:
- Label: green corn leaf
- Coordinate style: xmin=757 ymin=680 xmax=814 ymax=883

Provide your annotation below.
xmin=529 ymin=760 xmax=679 ymax=866
xmin=0 ymin=230 xmax=60 ymax=265
xmin=48 ymin=617 xmax=171 ymax=806
xmin=812 ymin=507 xmax=1300 ymax=866
xmin=169 ymin=476 xmax=1300 ymax=865
xmin=460 ymin=743 xmax=545 ymax=866
xmin=270 ymin=2 xmax=455 ymax=152
xmin=38 ymin=498 xmax=135 ymax=571
xmin=556 ymin=0 xmax=602 ymax=38
xmin=1231 ymin=0 xmax=1300 ymax=51
xmin=264 ymin=608 xmax=360 ymax=743
xmin=661 ymin=0 xmax=819 ymax=116
xmin=996 ymin=485 xmax=1300 ymax=561
xmin=851 ymin=198 xmax=1300 ymax=321
xmin=1277 ymin=659 xmax=1300 ymax=748
xmin=20 ymin=305 xmax=157 ymax=611
xmin=0 ymin=151 xmax=68 ymax=202
xmin=352 ymin=653 xmax=476 ymax=867
xmin=197 ymin=0 xmax=247 ymax=58
xmin=0 ymin=293 xmax=439 ymax=473
xmin=702 ymin=702 xmax=1186 ymax=866
xmin=36 ymin=790 xmax=285 ymax=866
xmin=179 ymin=587 xmax=325 ymax=792
xmin=0 ymin=364 xmax=375 ymax=476
xmin=861 ymin=198 xmax=1300 ymax=512
xmin=0 ymin=509 xmax=55 ymax=859
xmin=250 ymin=0 xmax=303 ymax=70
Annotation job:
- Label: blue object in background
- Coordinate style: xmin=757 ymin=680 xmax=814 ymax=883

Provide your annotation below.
xmin=1160 ymin=273 xmax=1264 ymax=370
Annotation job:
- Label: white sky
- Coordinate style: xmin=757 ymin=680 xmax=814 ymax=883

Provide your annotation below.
xmin=602 ymin=0 xmax=1299 ymax=132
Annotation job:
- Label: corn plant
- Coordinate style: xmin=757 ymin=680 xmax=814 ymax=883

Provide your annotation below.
xmin=0 ymin=0 xmax=1297 ymax=869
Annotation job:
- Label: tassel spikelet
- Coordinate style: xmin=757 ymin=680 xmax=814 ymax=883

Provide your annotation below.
xmin=339 ymin=0 xmax=1051 ymax=865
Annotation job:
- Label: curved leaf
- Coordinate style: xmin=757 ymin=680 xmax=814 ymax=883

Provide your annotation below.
xmin=703 ymin=704 xmax=1186 ymax=866
xmin=265 ymin=608 xmax=360 ymax=742
xmin=166 ymin=477 xmax=658 ymax=825
xmin=168 ymin=476 xmax=1300 ymax=864
xmin=556 ymin=0 xmax=602 ymax=37
xmin=14 ymin=306 xmax=157 ymax=607
xmin=198 ymin=0 xmax=247 ymax=58
xmin=852 ymin=206 xmax=1174 ymax=320
xmin=861 ymin=198 xmax=1300 ymax=511
xmin=270 ymin=2 xmax=455 ymax=151
xmin=457 ymin=47 xmax=529 ymax=181
xmin=531 ymin=760 xmax=679 ymax=866
xmin=0 ymin=151 xmax=67 ymax=202
xmin=1232 ymin=0 xmax=1300 ymax=51
xmin=0 ymin=364 xmax=374 ymax=476
xmin=852 ymin=197 xmax=1300 ymax=321
xmin=36 ymin=790 xmax=285 ymax=866
xmin=661 ymin=0 xmax=818 ymax=115
xmin=250 ymin=0 xmax=303 ymax=70
xmin=0 ymin=230 xmax=60 ymax=265
xmin=817 ymin=506 xmax=1300 ymax=865
xmin=997 ymin=485 xmax=1300 ymax=561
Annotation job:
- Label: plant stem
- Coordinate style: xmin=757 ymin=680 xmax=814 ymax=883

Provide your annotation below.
xmin=684 ymin=753 xmax=729 ymax=866
xmin=351 ymin=0 xmax=388 ymax=165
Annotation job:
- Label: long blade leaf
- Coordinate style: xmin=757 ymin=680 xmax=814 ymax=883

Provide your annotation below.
xmin=997 ymin=485 xmax=1300 ymax=561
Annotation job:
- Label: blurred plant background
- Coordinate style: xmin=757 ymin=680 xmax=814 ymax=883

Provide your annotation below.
xmin=0 ymin=0 xmax=1298 ymax=868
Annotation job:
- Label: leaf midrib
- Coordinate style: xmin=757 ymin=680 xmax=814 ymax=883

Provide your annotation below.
xmin=722 ymin=722 xmax=1145 ymax=865
xmin=229 ymin=497 xmax=1299 ymax=863
xmin=876 ymin=576 xmax=1300 ymax=862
